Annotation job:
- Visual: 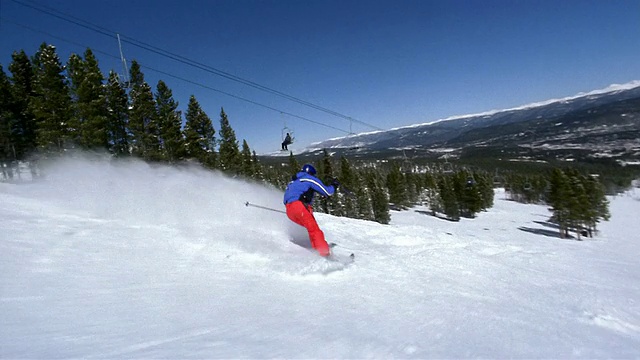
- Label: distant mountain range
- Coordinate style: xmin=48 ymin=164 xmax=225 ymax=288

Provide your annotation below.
xmin=289 ymin=81 xmax=640 ymax=167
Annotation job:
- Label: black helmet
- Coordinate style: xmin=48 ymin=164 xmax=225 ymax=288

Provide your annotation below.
xmin=301 ymin=164 xmax=317 ymax=175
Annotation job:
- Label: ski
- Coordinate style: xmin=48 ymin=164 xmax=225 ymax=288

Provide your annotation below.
xmin=327 ymin=252 xmax=355 ymax=265
xmin=328 ymin=242 xmax=355 ymax=263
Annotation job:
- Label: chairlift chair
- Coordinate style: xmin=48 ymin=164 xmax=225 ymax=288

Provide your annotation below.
xmin=442 ymin=161 xmax=453 ymax=174
xmin=282 ymin=127 xmax=295 ymax=142
xmin=493 ymin=176 xmax=502 ymax=187
xmin=492 ymin=169 xmax=502 ymax=187
xmin=280 ymin=127 xmax=295 ymax=151
xmin=281 ymin=109 xmax=295 ymax=148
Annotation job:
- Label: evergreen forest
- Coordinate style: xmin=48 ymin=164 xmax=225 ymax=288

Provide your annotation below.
xmin=0 ymin=43 xmax=614 ymax=236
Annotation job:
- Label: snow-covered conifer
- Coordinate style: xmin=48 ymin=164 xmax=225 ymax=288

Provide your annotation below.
xmin=105 ymin=71 xmax=129 ymax=156
xmin=184 ymin=95 xmax=216 ymax=168
xmin=155 ymin=80 xmax=185 ymax=162
xmin=217 ymin=108 xmax=241 ymax=174
xmin=30 ymin=43 xmax=72 ymax=153
xmin=67 ymin=49 xmax=108 ymax=150
xmin=8 ymin=50 xmax=36 ymax=159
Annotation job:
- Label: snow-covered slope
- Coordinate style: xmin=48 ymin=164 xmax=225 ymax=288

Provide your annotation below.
xmin=1 ymin=156 xmax=640 ymax=358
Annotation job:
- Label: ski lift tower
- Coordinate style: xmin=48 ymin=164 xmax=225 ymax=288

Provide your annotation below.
xmin=348 ymin=117 xmax=355 ymax=135
xmin=117 ymin=34 xmax=129 ymax=86
xmin=442 ymin=154 xmax=453 ymax=174
xmin=401 ymin=149 xmax=413 ymax=173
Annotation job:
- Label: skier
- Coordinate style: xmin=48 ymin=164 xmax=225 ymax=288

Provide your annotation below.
xmin=283 ymin=164 xmax=340 ymax=257
xmin=281 ymin=133 xmax=292 ymax=151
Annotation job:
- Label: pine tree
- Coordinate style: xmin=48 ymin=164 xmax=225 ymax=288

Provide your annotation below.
xmin=583 ymin=175 xmax=610 ymax=236
xmin=423 ymin=172 xmax=440 ymax=214
xmin=30 ymin=43 xmax=73 ymax=153
xmin=317 ymin=149 xmax=336 ymax=214
xmin=251 ymin=150 xmax=263 ymax=180
xmin=355 ymin=173 xmax=374 ymax=221
xmin=438 ymin=175 xmax=460 ymax=221
xmin=316 ymin=149 xmax=334 ymax=181
xmin=8 ymin=50 xmax=37 ymax=159
xmin=217 ymin=107 xmax=241 ymax=174
xmin=455 ymin=171 xmax=483 ymax=218
xmin=339 ymin=156 xmax=358 ymax=218
xmin=404 ymin=172 xmax=420 ymax=206
xmin=548 ymin=168 xmax=571 ymax=238
xmin=240 ymin=139 xmax=254 ymax=177
xmin=287 ymin=151 xmax=300 ymax=177
xmin=105 ymin=71 xmax=129 ymax=156
xmin=547 ymin=168 xmax=610 ymax=239
xmin=128 ymin=61 xmax=160 ymax=160
xmin=184 ymin=95 xmax=216 ymax=168
xmin=387 ymin=163 xmax=408 ymax=209
xmin=0 ymin=65 xmax=15 ymax=166
xmin=67 ymin=49 xmax=108 ymax=150
xmin=155 ymin=80 xmax=185 ymax=162
xmin=366 ymin=170 xmax=390 ymax=224
xmin=565 ymin=170 xmax=590 ymax=239
xmin=475 ymin=171 xmax=494 ymax=210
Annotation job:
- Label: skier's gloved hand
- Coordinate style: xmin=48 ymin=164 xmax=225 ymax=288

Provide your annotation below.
xmin=331 ymin=178 xmax=340 ymax=189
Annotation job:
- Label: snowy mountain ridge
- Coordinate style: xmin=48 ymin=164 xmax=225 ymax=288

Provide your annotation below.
xmin=339 ymin=80 xmax=640 ymax=137
xmin=300 ymin=80 xmax=640 ymax=156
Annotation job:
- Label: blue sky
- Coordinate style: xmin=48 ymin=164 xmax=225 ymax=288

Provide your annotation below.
xmin=1 ymin=0 xmax=639 ymax=154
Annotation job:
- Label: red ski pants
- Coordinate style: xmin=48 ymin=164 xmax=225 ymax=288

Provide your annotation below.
xmin=285 ymin=201 xmax=330 ymax=257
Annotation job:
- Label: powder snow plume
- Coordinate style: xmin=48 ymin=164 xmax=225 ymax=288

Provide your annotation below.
xmin=10 ymin=153 xmax=306 ymax=257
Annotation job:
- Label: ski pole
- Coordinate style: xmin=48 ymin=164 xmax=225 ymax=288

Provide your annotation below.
xmin=244 ymin=201 xmax=286 ymax=214
xmin=339 ymin=185 xmax=356 ymax=198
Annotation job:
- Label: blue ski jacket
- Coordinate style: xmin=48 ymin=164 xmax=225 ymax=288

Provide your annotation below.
xmin=283 ymin=172 xmax=336 ymax=205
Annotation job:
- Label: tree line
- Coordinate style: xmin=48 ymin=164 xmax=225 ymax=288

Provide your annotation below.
xmin=275 ymin=152 xmax=496 ymax=224
xmin=504 ymin=169 xmax=610 ymax=239
xmin=3 ymin=42 xmax=608 ymax=233
xmin=1 ymin=42 xmax=501 ymax=226
xmin=547 ymin=168 xmax=610 ymax=239
xmin=0 ymin=43 xmax=262 ymax=179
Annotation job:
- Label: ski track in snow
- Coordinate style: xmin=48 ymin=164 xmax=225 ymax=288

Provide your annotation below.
xmin=1 ymin=155 xmax=640 ymax=358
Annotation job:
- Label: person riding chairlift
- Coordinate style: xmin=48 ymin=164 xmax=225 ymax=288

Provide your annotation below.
xmin=281 ymin=132 xmax=292 ymax=151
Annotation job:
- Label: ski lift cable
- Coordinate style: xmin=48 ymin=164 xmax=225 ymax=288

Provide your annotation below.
xmin=10 ymin=0 xmax=115 ymax=37
xmin=117 ymin=35 xmax=383 ymax=131
xmin=1 ymin=16 xmax=107 ymax=53
xmin=281 ymin=112 xmax=294 ymax=137
xmin=122 ymin=35 xmax=382 ymax=131
xmin=140 ymin=64 xmax=349 ymax=134
xmin=1 ymin=16 xmax=127 ymax=87
xmin=2 ymin=17 xmax=352 ymax=135
xmin=141 ymin=66 xmax=352 ymax=134
xmin=9 ymin=0 xmax=383 ymax=132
